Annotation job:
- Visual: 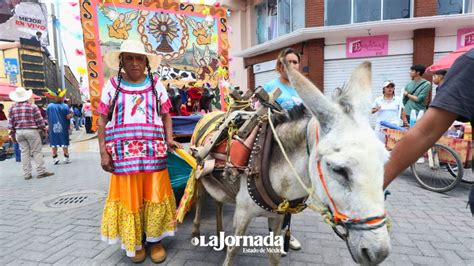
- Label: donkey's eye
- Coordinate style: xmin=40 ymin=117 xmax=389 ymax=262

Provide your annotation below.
xmin=331 ymin=166 xmax=350 ymax=180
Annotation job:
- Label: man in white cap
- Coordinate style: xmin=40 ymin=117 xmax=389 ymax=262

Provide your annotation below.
xmin=8 ymin=87 xmax=54 ymax=179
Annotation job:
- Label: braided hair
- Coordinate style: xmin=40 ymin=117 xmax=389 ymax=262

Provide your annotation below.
xmin=107 ymin=57 xmax=124 ymax=122
xmin=107 ymin=56 xmax=161 ymax=122
xmin=147 ymin=60 xmax=161 ymax=116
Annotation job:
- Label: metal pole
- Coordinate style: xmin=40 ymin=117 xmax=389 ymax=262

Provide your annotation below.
xmin=54 ymin=0 xmax=65 ymax=91
xmin=50 ymin=3 xmax=59 ymax=90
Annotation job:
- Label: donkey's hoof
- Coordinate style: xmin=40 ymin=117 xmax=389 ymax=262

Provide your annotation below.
xmin=191 ymin=231 xmax=200 ymax=239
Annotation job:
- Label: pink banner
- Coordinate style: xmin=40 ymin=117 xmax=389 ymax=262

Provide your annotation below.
xmin=457 ymin=28 xmax=474 ymax=49
xmin=346 ymin=35 xmax=388 ymax=58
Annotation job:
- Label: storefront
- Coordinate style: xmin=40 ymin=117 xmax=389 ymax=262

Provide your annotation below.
xmin=324 ymin=32 xmax=414 ymax=126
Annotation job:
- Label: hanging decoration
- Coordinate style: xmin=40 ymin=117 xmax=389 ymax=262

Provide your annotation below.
xmin=77 ymin=67 xmax=87 ymax=75
xmin=75 ymin=49 xmax=85 ymax=56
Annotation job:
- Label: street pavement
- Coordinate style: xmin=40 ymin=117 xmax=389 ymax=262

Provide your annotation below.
xmin=0 ymin=128 xmax=472 ymax=265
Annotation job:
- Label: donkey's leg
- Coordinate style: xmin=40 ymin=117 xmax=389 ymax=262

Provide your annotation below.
xmin=223 ymin=207 xmax=252 ymax=266
xmin=191 ymin=180 xmax=204 ymax=238
xmin=267 ymin=216 xmax=284 ymax=266
xmin=216 ymin=201 xmax=224 ymax=235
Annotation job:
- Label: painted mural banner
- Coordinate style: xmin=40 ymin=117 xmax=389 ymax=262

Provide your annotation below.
xmin=457 ymin=27 xmax=474 ymax=49
xmin=79 ymin=0 xmax=230 ymax=127
xmin=346 ymin=35 xmax=389 ymax=58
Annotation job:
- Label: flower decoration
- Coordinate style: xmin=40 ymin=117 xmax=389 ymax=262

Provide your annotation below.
xmin=156 ymin=141 xmax=167 ymax=155
xmin=77 ymin=67 xmax=86 ymax=75
xmin=216 ymin=66 xmax=228 ymax=78
xmin=75 ymin=49 xmax=84 ymax=56
xmin=126 ymin=140 xmax=145 ymax=156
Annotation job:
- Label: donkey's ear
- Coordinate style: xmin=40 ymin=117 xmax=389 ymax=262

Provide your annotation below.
xmin=341 ymin=61 xmax=373 ymax=117
xmin=281 ymin=59 xmax=337 ymax=134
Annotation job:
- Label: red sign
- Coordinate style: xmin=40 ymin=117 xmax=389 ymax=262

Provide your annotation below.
xmin=457 ymin=28 xmax=474 ymax=49
xmin=346 ymin=35 xmax=389 ymax=58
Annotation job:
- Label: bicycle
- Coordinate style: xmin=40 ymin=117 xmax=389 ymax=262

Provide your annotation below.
xmin=384 ymin=128 xmax=471 ymax=193
xmin=410 ymin=143 xmax=464 ymax=193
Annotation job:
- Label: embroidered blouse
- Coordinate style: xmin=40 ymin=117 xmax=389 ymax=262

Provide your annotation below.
xmin=98 ymin=76 xmax=172 ymax=175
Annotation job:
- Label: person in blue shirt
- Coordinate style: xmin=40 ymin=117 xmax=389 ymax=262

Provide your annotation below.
xmin=263 ymin=48 xmax=303 ymax=110
xmin=47 ymin=97 xmax=73 ymax=164
xmin=264 ymin=48 xmax=303 ymax=256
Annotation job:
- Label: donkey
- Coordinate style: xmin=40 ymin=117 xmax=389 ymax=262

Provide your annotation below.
xmin=191 ymin=61 xmax=391 ymax=265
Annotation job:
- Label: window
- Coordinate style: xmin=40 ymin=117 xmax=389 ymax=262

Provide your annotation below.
xmin=438 ymin=0 xmax=473 ymax=15
xmin=384 ymin=0 xmax=411 ymax=20
xmin=255 ymin=0 xmax=305 ymax=44
xmin=325 ymin=0 xmax=351 ymax=26
xmin=325 ymin=0 xmax=411 ymax=26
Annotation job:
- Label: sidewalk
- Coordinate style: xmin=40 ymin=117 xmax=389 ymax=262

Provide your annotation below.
xmin=0 ymin=137 xmax=472 ymax=265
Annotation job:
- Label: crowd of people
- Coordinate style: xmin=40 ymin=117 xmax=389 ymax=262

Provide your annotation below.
xmin=3 ymin=88 xmax=95 ymax=178
xmin=1 ymin=37 xmax=472 ymax=263
xmin=371 ymin=64 xmax=456 ymax=142
xmin=166 ymin=81 xmax=215 ymax=116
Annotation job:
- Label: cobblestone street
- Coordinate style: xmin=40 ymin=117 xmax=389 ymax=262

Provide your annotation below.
xmin=0 ymin=134 xmax=472 ymax=265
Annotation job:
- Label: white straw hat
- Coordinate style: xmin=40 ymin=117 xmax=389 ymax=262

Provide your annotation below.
xmin=9 ymin=87 xmax=32 ymax=102
xmin=104 ymin=40 xmax=162 ymax=72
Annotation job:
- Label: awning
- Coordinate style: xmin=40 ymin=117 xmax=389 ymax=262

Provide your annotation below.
xmin=427 ymin=45 xmax=474 ymax=72
xmin=0 ymin=82 xmax=42 ymax=101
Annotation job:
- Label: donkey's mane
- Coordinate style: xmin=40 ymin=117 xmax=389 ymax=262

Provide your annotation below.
xmin=271 ymin=104 xmax=309 ymax=127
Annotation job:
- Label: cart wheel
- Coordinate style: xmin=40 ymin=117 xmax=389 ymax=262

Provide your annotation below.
xmin=410 ymin=143 xmax=463 ymax=193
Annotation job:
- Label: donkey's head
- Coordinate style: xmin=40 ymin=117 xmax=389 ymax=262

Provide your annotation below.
xmin=283 ymin=60 xmax=390 ymax=264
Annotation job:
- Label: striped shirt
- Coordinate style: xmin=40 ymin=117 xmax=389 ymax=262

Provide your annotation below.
xmin=8 ymin=102 xmax=45 ymax=131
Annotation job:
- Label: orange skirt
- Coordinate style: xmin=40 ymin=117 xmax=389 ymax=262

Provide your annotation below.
xmin=100 ymin=170 xmax=177 ymax=257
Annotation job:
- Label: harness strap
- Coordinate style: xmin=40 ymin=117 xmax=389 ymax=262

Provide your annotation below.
xmin=247 ymin=122 xmax=308 ymax=214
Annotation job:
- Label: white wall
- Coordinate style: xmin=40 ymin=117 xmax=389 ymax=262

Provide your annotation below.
xmin=228 ymin=8 xmax=249 ymax=90
xmin=434 ymin=27 xmax=458 ymax=53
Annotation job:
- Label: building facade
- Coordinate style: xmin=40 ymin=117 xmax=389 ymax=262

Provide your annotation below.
xmin=228 ymin=0 xmax=474 ymax=111
xmin=0 ymin=42 xmax=81 ymax=104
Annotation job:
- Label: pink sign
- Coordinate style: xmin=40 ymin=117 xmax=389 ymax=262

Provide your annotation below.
xmin=346 ymin=35 xmax=389 ymax=58
xmin=457 ymin=28 xmax=474 ymax=49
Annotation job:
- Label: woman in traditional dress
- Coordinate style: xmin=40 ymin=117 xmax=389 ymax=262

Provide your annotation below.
xmin=98 ymin=40 xmax=182 ymax=263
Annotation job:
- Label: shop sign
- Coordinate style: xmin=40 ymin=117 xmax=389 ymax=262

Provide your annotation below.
xmin=4 ymin=58 xmax=19 ymax=75
xmin=457 ymin=28 xmax=474 ymax=49
xmin=346 ymin=35 xmax=388 ymax=58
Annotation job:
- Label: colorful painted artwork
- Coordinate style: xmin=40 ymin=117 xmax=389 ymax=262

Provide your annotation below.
xmin=79 ymin=0 xmax=230 ymax=127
